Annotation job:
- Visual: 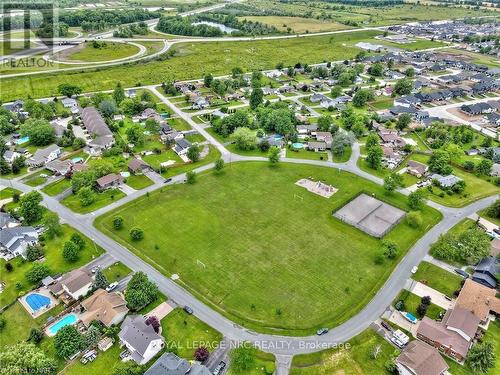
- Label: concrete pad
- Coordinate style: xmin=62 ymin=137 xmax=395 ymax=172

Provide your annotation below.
xmin=409 ymin=281 xmax=455 ymax=310
xmin=388 ymin=310 xmax=420 ymax=336
xmin=145 ymin=302 xmax=173 ymax=320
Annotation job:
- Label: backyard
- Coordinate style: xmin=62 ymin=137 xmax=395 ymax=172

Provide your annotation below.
xmin=95 ymin=162 xmax=441 ymax=335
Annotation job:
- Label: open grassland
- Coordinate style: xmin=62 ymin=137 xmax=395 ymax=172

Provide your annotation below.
xmin=238 ymin=16 xmax=352 ymax=33
xmin=290 ymin=328 xmax=394 ymax=375
xmin=56 ymin=42 xmax=140 ymax=63
xmin=95 ymin=162 xmax=441 ymax=335
xmin=0 ymin=30 xmax=389 ymax=101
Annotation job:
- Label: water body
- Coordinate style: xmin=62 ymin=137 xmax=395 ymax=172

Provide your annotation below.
xmin=191 ymin=21 xmax=237 ymax=34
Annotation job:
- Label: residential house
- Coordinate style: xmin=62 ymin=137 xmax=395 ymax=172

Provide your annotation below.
xmin=315 ymin=132 xmax=333 ymax=149
xmin=45 ymin=159 xmax=72 ymax=176
xmin=461 ymin=103 xmax=494 ymax=116
xmin=3 ymin=150 xmax=20 ymax=164
xmin=455 ymin=279 xmax=500 ymax=325
xmin=0 ymin=226 xmax=38 ymax=258
xmin=174 ymin=138 xmax=192 ymax=156
xmin=81 ymin=288 xmax=129 ymax=327
xmin=128 ymin=158 xmax=151 ymax=175
xmin=119 ymin=315 xmax=165 ymax=364
xmin=296 ymin=124 xmax=318 ymax=136
xmin=307 ymin=141 xmax=327 ymax=152
xmin=394 ymin=96 xmax=421 ymax=108
xmin=396 ymin=340 xmax=449 ymax=375
xmin=389 ymin=106 xmax=418 ymax=117
xmin=416 ymin=307 xmax=480 ymax=361
xmin=490 ymin=163 xmax=500 ymax=177
xmin=407 ymin=160 xmax=428 ymax=178
xmin=96 ymin=173 xmax=124 ymax=191
xmin=429 ymin=174 xmax=462 ymax=188
xmin=27 ymin=144 xmax=61 ymax=168
xmin=310 ymin=93 xmax=327 ymax=103
xmin=471 ymin=257 xmax=500 ymax=289
xmin=145 ymin=352 xmax=212 ymax=375
xmin=81 ymin=107 xmax=115 ymax=152
xmin=140 ymin=108 xmax=163 ymax=124
xmin=0 ymin=212 xmax=20 ymax=229
xmin=58 ymin=268 xmax=93 ymax=300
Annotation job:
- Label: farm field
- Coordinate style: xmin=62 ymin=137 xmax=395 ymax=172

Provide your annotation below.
xmin=95 ymin=162 xmax=441 ymax=335
xmin=1 ymin=30 xmax=393 ymax=101
xmin=238 ymin=16 xmax=352 ymax=33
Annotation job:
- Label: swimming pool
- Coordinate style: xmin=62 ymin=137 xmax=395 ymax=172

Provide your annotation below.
xmin=15 ymin=136 xmax=29 ymax=145
xmin=48 ymin=314 xmax=78 ymax=335
xmin=25 ymin=293 xmax=51 ymax=312
xmin=72 ymin=157 xmax=83 ymax=163
xmin=292 ymin=142 xmax=304 ymax=149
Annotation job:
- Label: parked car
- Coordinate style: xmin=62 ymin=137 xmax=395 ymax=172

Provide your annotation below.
xmin=411 ymin=266 xmax=418 ymax=274
xmin=119 ymin=350 xmax=130 ymax=360
xmin=454 ymin=269 xmax=469 ymax=278
xmin=106 ymin=282 xmax=118 ymax=292
xmin=91 ymin=266 xmax=101 ymax=274
xmin=493 ymin=228 xmax=500 ymax=236
xmin=164 ymin=178 xmax=172 ymax=183
xmin=381 ymin=321 xmax=392 ymax=331
xmin=213 ymin=361 xmax=226 ymax=375
xmin=184 ymin=306 xmax=194 ymax=315
xmin=316 ymin=328 xmax=329 ymax=335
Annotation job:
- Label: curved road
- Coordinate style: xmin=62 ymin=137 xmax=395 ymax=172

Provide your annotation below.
xmin=2 ymin=86 xmax=498 ymax=361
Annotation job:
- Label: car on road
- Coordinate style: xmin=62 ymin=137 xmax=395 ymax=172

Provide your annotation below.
xmin=454 ymin=269 xmax=469 ymax=278
xmin=183 ymin=306 xmax=193 ymax=315
xmin=91 ymin=266 xmax=101 ymax=274
xmin=213 ymin=361 xmax=226 ymax=375
xmin=494 ymin=228 xmax=500 ymax=236
xmin=316 ymin=328 xmax=329 ymax=335
xmin=106 ymin=282 xmax=118 ymax=292
xmin=164 ymin=178 xmax=172 ymax=183
xmin=381 ymin=321 xmax=392 ymax=331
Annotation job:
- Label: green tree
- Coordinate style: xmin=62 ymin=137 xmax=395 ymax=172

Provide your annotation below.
xmin=249 ymin=88 xmax=263 ymax=110
xmin=186 ymin=171 xmax=197 ymax=184
xmin=394 ymin=78 xmax=413 ymax=96
xmin=99 ymin=99 xmax=118 ymax=118
xmin=232 ymin=127 xmax=257 ymax=151
xmin=125 ymin=272 xmax=158 ymax=311
xmin=27 ymin=328 xmax=44 ymax=344
xmin=268 ymin=146 xmax=281 ymax=164
xmin=26 ymin=245 xmax=44 ymax=262
xmin=126 ymin=125 xmax=146 ymax=146
xmin=113 ymin=82 xmax=126 ymax=104
xmin=54 ymin=325 xmax=84 ymax=359
xmin=429 ymin=150 xmax=452 ymax=175
xmin=406 ymin=211 xmax=423 ymax=228
xmin=93 ymin=269 xmax=109 ymax=290
xmin=58 ymin=83 xmax=82 ymax=98
xmin=42 ymin=212 xmax=62 ymax=239
xmin=405 ymin=67 xmax=415 ymax=77
xmin=365 ymin=145 xmax=383 ymax=169
xmin=187 ymin=145 xmax=201 ymax=162
xmin=408 ymin=190 xmax=425 ymax=210
xmin=369 ymin=62 xmax=384 ymax=77
xmin=365 ymin=133 xmax=379 ymax=149
xmin=78 ymin=186 xmax=96 ymax=207
xmin=331 ymin=131 xmax=354 ymax=156
xmin=0 ymin=342 xmax=56 ymax=375
xmin=19 ymin=191 xmax=43 ymax=224
xmin=145 ymin=118 xmax=160 ymax=133
xmin=70 ymin=233 xmax=85 ymax=250
xmin=396 ymin=113 xmax=412 ymax=130
xmin=11 ymin=156 xmax=25 ymax=174
xmin=25 ymin=264 xmax=50 ymax=283
xmin=215 ymin=158 xmax=225 ymax=172
xmin=317 ymin=115 xmax=333 ymax=132
xmin=130 ymin=227 xmax=144 ymax=241
xmin=84 ymin=325 xmax=102 ymax=348
xmin=204 ymin=74 xmax=213 ymax=88
xmin=113 ymin=216 xmax=124 ymax=229
xmin=63 ymin=241 xmax=80 ymax=262
xmin=476 ymin=159 xmax=492 ymax=176
xmin=466 ymin=342 xmax=495 ymax=374
xmin=330 ymin=86 xmax=343 ymax=98
xmin=382 ymin=240 xmax=399 ymax=259
xmin=231 ymin=346 xmax=256 ymax=372
xmin=486 ymin=199 xmax=500 ymax=219
xmin=20 ymin=118 xmax=55 ymax=146
xmin=383 ymin=173 xmax=404 ymax=193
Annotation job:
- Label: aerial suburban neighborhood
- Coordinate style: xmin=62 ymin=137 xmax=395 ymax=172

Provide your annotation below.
xmin=0 ymin=1 xmax=499 ymax=375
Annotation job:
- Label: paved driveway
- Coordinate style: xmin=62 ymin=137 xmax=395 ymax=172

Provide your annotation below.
xmin=409 ymin=281 xmax=455 ymax=310
xmin=388 ymin=310 xmax=420 ymax=336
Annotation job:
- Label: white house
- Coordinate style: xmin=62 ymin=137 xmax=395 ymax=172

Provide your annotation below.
xmin=60 ymin=269 xmax=93 ymax=300
xmin=26 ymin=144 xmax=61 ymax=168
xmin=119 ymin=315 xmax=165 ymax=365
xmin=0 ymin=226 xmax=38 ymax=258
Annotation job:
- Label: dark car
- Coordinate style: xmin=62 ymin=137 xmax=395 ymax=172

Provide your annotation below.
xmin=494 ymin=228 xmax=500 ymax=236
xmin=164 ymin=178 xmax=172 ymax=183
xmin=381 ymin=321 xmax=392 ymax=331
xmin=183 ymin=306 xmax=194 ymax=315
xmin=316 ymin=328 xmax=329 ymax=336
xmin=213 ymin=361 xmax=226 ymax=375
xmin=454 ymin=269 xmax=469 ymax=278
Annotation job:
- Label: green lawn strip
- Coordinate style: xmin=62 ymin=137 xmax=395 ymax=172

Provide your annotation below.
xmin=137 ymin=292 xmax=168 ymax=315
xmin=102 ymin=262 xmax=132 ymax=284
xmin=160 ymin=145 xmax=221 ymax=178
xmin=61 ymin=189 xmax=126 ymax=214
xmin=61 ymin=342 xmax=121 ymax=375
xmin=394 ymin=290 xmax=445 ymax=320
xmin=160 ymin=308 xmax=222 ymax=360
xmin=185 ymin=133 xmax=206 ymax=144
xmin=168 ymin=117 xmax=192 ymax=131
xmin=477 ymin=208 xmax=500 ymax=226
xmin=0 ymin=187 xmax=21 ymax=200
xmin=227 ymin=349 xmax=276 ymax=375
xmin=0 ymin=224 xmax=104 ymax=308
xmin=41 ymin=178 xmax=72 ymax=196
xmin=412 ymin=261 xmax=463 ymax=297
xmin=1 ymin=30 xmax=392 ymax=101
xmin=125 ymin=174 xmax=154 ymax=190
xmin=225 ymin=143 xmax=269 ymax=158
xmin=285 ymin=148 xmax=328 ymax=161
xmin=290 ymin=328 xmax=395 ymax=375
xmin=95 ymin=162 xmax=441 ymax=336
xmin=331 ymin=146 xmax=352 ymax=163
xmin=21 ymin=170 xmax=53 ymax=187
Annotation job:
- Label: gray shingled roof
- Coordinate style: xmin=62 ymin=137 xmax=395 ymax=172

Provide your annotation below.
xmin=119 ymin=315 xmax=163 ymax=359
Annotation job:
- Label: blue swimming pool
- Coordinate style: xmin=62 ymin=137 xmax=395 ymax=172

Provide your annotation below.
xmin=292 ymin=142 xmax=304 ymax=149
xmin=25 ymin=293 xmax=51 ymax=312
xmin=15 ymin=136 xmax=29 ymax=145
xmin=48 ymin=314 xmax=78 ymax=335
xmin=72 ymin=157 xmax=83 ymax=163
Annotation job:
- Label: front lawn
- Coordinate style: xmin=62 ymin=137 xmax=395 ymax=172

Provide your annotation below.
xmin=21 ymin=170 xmax=52 ymax=187
xmin=160 ymin=308 xmax=222 ymax=360
xmin=61 ymin=189 xmax=126 ymax=214
xmin=285 ymin=148 xmax=328 ymax=161
xmin=125 ymin=174 xmax=154 ymax=190
xmin=412 ymin=261 xmax=463 ymax=297
xmin=41 ymin=178 xmax=72 ymax=196
xmin=227 ymin=348 xmax=276 ymax=375
xmin=0 ymin=187 xmax=21 ymax=200
xmin=102 ymin=262 xmax=132 ymax=283
xmin=0 ymin=224 xmax=104 ymax=308
xmin=394 ymin=290 xmax=445 ymax=320
xmin=478 ymin=208 xmax=500 ymax=226
xmin=95 ymin=162 xmax=441 ymax=335
xmin=290 ymin=328 xmax=395 ymax=375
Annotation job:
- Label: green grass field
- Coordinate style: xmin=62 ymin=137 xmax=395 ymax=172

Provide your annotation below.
xmin=0 ymin=187 xmax=21 ymax=200
xmin=0 ymin=224 xmax=104 ymax=308
xmin=61 ymin=188 xmax=126 ymax=214
xmin=95 ymin=162 xmax=441 ymax=335
xmin=290 ymin=328 xmax=395 ymax=375
xmin=102 ymin=262 xmax=132 ymax=284
xmin=238 ymin=16 xmax=352 ymax=33
xmin=41 ymin=178 xmax=72 ymax=196
xmin=412 ymin=261 xmax=463 ymax=297
xmin=58 ymin=42 xmax=140 ymax=63
xmin=160 ymin=308 xmax=222 ymax=360
xmin=478 ymin=207 xmax=500 ymax=226
xmin=125 ymin=174 xmax=154 ymax=190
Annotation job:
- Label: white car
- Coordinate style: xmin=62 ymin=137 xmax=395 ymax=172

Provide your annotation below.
xmin=411 ymin=266 xmax=418 ymax=274
xmin=106 ymin=282 xmax=118 ymax=292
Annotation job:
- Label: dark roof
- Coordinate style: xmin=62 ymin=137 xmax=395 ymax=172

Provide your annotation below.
xmin=144 ymin=352 xmax=190 ymax=375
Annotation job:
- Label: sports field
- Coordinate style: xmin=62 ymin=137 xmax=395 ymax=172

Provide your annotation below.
xmin=95 ymin=162 xmax=441 ymax=335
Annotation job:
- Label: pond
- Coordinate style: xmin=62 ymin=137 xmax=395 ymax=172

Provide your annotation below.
xmin=191 ymin=21 xmax=238 ymax=34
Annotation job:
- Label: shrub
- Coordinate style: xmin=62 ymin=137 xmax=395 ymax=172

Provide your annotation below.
xmin=26 ymin=245 xmax=44 ymax=262
xmin=130 ymin=227 xmax=144 ymax=241
xmin=186 ymin=171 xmax=197 ymax=184
xmin=113 ymin=216 xmax=124 ymax=230
xmin=406 ymin=211 xmax=423 ymax=228
xmin=0 ymin=316 xmax=6 ymax=331
xmin=63 ymin=241 xmax=80 ymax=262
xmin=27 ymin=328 xmax=44 ymax=343
xmin=194 ymin=347 xmax=210 ymax=362
xmin=374 ymin=254 xmax=385 ymax=265
xmin=25 ymin=264 xmax=50 ymax=283
xmin=5 ymin=263 xmax=13 ymax=272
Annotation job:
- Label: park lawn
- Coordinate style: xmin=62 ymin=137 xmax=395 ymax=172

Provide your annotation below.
xmin=61 ymin=189 xmax=126 ymax=214
xmin=61 ymin=342 xmax=121 ymax=375
xmin=0 ymin=224 xmax=104 ymax=308
xmin=160 ymin=308 xmax=222 ymax=360
xmin=412 ymin=262 xmax=463 ymax=297
xmin=103 ymin=262 xmax=132 ymax=284
xmin=41 ymin=178 xmax=72 ymax=196
xmin=0 ymin=187 xmax=21 ymax=200
xmin=478 ymin=208 xmax=500 ymax=226
xmin=0 ymin=29 xmax=389 ymax=101
xmin=62 ymin=41 xmax=140 ymax=62
xmin=285 ymin=148 xmax=328 ymax=161
xmin=290 ymin=328 xmax=395 ymax=375
xmin=227 ymin=349 xmax=276 ymax=375
xmin=394 ymin=290 xmax=445 ymax=320
xmin=410 ymin=154 xmax=500 ymax=207
xmin=238 ymin=16 xmax=352 ymax=33
xmin=95 ymin=162 xmax=441 ymax=335
xmin=125 ymin=174 xmax=154 ymax=190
